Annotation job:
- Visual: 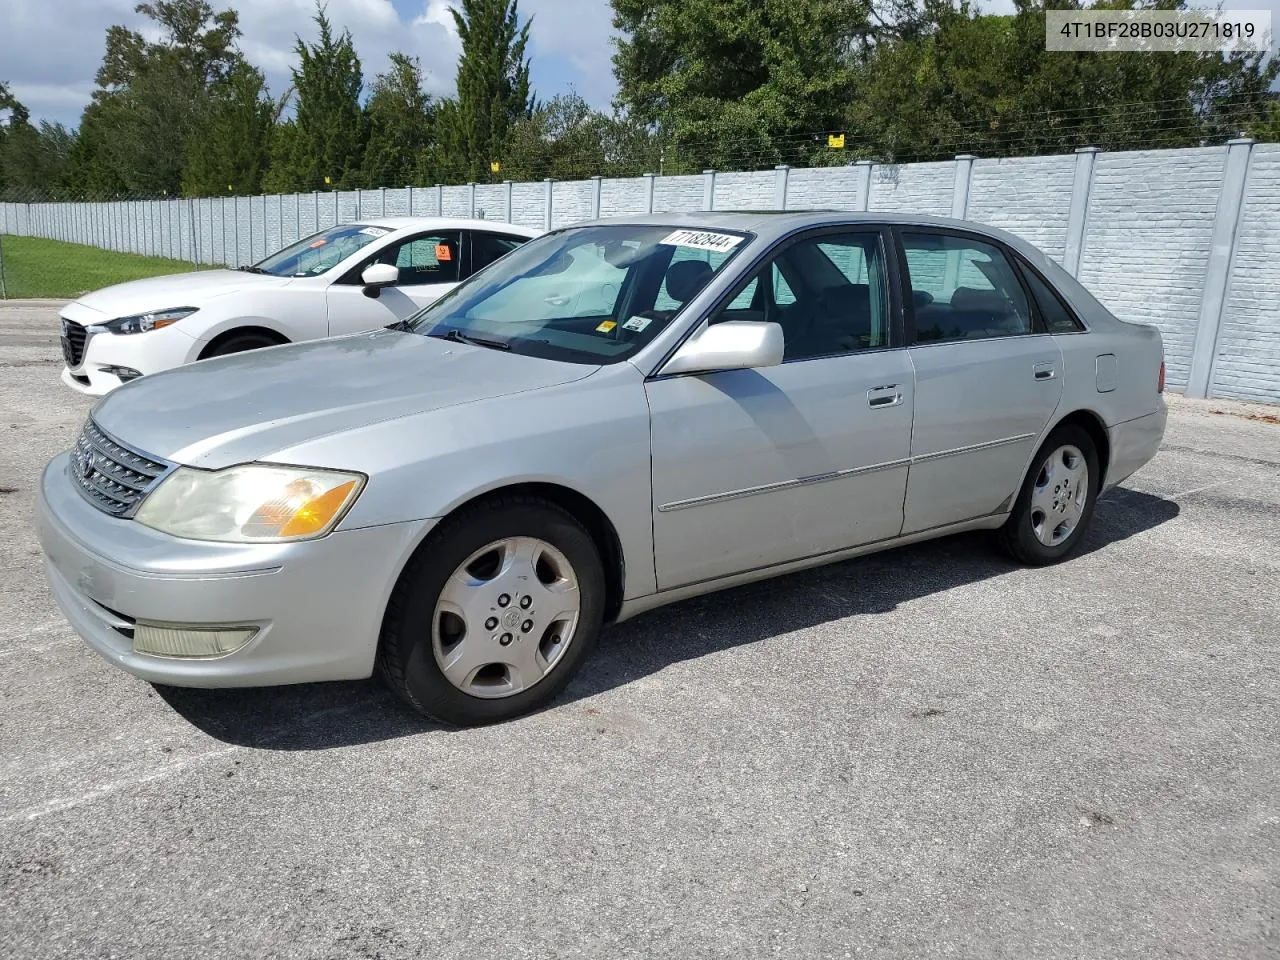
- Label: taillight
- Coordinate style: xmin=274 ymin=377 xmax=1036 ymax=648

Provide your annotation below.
xmin=1158 ymin=360 xmax=1166 ymax=393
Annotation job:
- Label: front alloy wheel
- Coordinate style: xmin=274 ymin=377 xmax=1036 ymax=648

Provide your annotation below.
xmin=378 ymin=495 xmax=605 ymax=725
xmin=433 ymin=537 xmax=582 ymax=699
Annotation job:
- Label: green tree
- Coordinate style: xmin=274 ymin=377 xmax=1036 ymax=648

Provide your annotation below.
xmin=1246 ymin=98 xmax=1280 ymax=142
xmin=266 ymin=3 xmax=366 ymax=191
xmin=435 ymin=0 xmax=533 ymax=182
xmin=360 ymin=53 xmax=434 ymax=187
xmin=182 ymin=61 xmax=278 ymax=196
xmin=62 ymin=0 xmax=244 ymax=196
xmin=611 ymin=0 xmax=873 ymax=172
xmin=502 ymin=92 xmax=661 ymax=180
xmin=0 ymin=84 xmax=74 ymax=200
xmin=847 ymin=0 xmax=1280 ymax=162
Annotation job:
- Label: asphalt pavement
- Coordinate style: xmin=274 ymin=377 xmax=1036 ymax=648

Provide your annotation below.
xmin=1 ymin=299 xmax=1277 ymax=959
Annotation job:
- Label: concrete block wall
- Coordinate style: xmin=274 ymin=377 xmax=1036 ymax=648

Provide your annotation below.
xmin=2 ymin=142 xmax=1278 ymax=402
xmin=1078 ymin=148 xmax=1224 ymax=390
xmin=1213 ymin=143 xmax=1280 ymax=403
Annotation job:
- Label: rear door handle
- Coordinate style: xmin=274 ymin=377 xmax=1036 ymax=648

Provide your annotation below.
xmin=1033 ymin=362 xmax=1057 ymax=381
xmin=867 ymin=384 xmax=903 ymax=408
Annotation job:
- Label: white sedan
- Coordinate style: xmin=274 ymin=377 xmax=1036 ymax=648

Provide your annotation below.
xmin=57 ymin=217 xmax=541 ymax=394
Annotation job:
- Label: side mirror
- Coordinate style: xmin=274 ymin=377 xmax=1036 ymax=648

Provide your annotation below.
xmin=661 ymin=320 xmax=784 ymax=376
xmin=361 ymin=262 xmax=399 ymax=299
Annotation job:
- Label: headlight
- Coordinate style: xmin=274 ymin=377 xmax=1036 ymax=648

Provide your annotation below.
xmin=135 ymin=464 xmax=365 ymax=543
xmin=101 ymin=307 xmax=198 ymax=335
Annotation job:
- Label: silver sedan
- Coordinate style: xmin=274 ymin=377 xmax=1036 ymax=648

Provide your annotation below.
xmin=36 ymin=212 xmax=1168 ymax=725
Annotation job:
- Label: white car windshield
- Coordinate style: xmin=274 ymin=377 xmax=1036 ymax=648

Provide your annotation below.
xmin=250 ymin=224 xmax=392 ymax=277
xmin=405 ymin=224 xmax=751 ymax=364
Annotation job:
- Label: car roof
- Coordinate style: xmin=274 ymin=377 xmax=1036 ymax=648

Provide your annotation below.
xmin=569 ymin=210 xmax=1044 ymax=262
xmin=358 ymin=216 xmax=542 ymax=236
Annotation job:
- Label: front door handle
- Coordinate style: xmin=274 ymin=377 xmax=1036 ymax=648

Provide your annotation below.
xmin=867 ymin=384 xmax=903 ymax=408
xmin=1033 ymin=362 xmax=1057 ymax=381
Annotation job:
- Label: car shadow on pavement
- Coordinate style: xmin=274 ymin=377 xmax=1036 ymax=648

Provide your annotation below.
xmin=156 ymin=486 xmax=1177 ymax=749
xmin=561 ymin=486 xmax=1180 ymax=707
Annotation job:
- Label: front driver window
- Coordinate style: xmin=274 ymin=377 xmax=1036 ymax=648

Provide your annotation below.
xmin=354 ymin=232 xmax=461 ymax=285
xmin=708 ymin=232 xmax=890 ymax=361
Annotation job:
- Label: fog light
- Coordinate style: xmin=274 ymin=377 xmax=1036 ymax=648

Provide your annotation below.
xmin=133 ymin=623 xmax=258 ymax=659
xmin=102 ymin=365 xmax=143 ymax=382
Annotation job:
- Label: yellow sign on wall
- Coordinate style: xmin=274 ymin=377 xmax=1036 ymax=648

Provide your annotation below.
xmin=828 ymin=133 xmax=846 ymax=149
xmin=490 ymin=161 xmax=501 ymax=173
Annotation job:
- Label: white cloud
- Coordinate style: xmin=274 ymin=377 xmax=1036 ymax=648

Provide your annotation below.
xmin=1 ymin=0 xmax=616 ymax=127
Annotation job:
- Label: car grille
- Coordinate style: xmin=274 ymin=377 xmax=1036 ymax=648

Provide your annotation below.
xmin=61 ymin=319 xmax=87 ymax=367
xmin=70 ymin=418 xmax=171 ymax=518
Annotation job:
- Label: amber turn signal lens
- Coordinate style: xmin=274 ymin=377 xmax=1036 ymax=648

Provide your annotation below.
xmin=278 ymin=480 xmax=360 ymax=537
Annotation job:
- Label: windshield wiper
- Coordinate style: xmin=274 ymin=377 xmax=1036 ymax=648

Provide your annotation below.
xmin=237 ymin=265 xmax=268 ymax=274
xmin=385 ymin=318 xmax=415 ymax=332
xmin=428 ymin=328 xmax=511 ymax=351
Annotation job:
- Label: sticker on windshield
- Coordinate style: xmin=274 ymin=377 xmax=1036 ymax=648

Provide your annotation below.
xmin=435 ymin=243 xmax=453 ymax=261
xmin=622 ymin=315 xmax=652 ymax=332
xmin=659 ymin=229 xmax=744 ymax=254
xmin=308 ymin=239 xmax=328 ymax=249
xmin=595 ymin=320 xmax=617 ymax=333
xmin=358 ymin=227 xmax=390 ymax=237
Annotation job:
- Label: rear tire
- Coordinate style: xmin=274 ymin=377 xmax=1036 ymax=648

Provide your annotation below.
xmin=999 ymin=424 xmax=1100 ymax=566
xmin=201 ymin=331 xmax=282 ymax=359
xmin=377 ymin=495 xmax=606 ymax=726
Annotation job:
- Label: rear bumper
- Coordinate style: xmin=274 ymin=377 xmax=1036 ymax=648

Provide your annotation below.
xmin=1104 ymin=402 xmax=1168 ymax=489
xmin=36 ymin=452 xmax=435 ymax=687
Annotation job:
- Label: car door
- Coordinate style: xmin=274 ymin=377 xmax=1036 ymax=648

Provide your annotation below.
xmin=325 ymin=230 xmax=463 ymax=336
xmin=897 ymin=228 xmax=1064 ymax=534
xmin=646 ymin=228 xmax=916 ymax=590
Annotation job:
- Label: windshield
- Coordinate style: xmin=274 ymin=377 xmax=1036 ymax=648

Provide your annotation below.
xmin=405 ymin=224 xmax=752 ymax=364
xmin=253 ymin=223 xmax=392 ymax=277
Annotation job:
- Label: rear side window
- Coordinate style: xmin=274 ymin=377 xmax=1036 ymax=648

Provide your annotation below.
xmin=471 ymin=232 xmax=528 ymax=276
xmin=902 ymin=233 xmax=1032 ymax=342
xmin=1021 ymin=264 xmax=1085 ymax=333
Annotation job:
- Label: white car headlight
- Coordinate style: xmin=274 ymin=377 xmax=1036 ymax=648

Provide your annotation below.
xmin=135 ymin=464 xmax=366 ymax=543
xmin=100 ymin=307 xmax=198 ymax=335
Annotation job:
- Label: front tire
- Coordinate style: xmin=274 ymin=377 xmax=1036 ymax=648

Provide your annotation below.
xmin=201 ymin=331 xmax=281 ymax=359
xmin=999 ymin=424 xmax=1100 ymax=565
xmin=377 ymin=495 xmax=606 ymax=726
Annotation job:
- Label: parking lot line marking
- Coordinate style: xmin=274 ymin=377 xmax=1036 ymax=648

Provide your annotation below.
xmin=1170 ymin=477 xmax=1241 ymax=500
xmin=1 ymin=746 xmax=242 ymax=824
xmin=1 ymin=702 xmax=375 ymax=823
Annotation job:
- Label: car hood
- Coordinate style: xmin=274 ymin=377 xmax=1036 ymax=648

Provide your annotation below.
xmin=91 ymin=330 xmax=599 ymax=468
xmin=70 ymin=269 xmax=285 ymax=320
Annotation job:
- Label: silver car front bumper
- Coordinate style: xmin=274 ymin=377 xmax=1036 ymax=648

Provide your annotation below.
xmin=35 ymin=453 xmax=435 ymax=687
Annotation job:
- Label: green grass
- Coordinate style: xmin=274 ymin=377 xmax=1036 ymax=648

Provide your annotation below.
xmin=0 ymin=235 xmax=213 ymax=299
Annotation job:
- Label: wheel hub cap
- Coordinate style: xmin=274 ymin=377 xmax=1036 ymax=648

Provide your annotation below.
xmin=431 ymin=536 xmax=581 ymax=699
xmin=1028 ymin=444 xmax=1089 ymax=547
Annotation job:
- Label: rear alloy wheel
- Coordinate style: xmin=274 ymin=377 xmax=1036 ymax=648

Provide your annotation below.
xmin=999 ymin=424 xmax=1100 ymax=565
xmin=378 ymin=496 xmax=605 ymax=725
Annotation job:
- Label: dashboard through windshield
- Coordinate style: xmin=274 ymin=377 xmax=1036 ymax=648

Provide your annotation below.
xmin=405 ymin=224 xmax=752 ymax=364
